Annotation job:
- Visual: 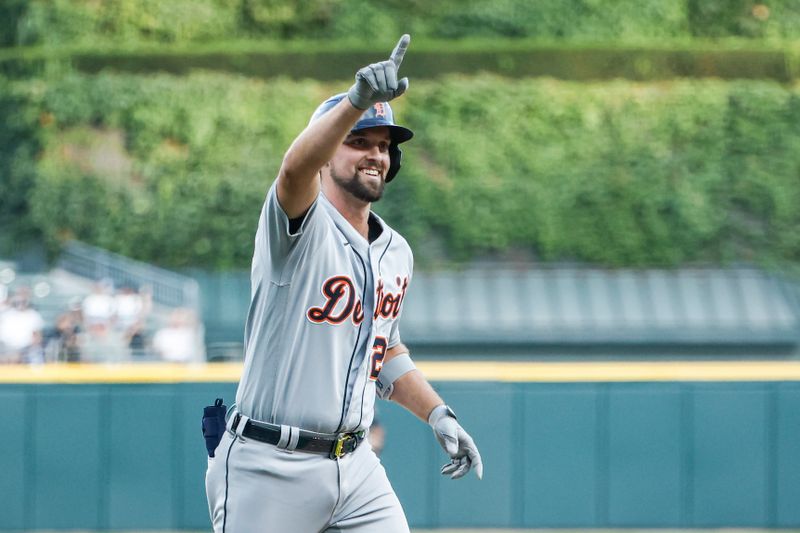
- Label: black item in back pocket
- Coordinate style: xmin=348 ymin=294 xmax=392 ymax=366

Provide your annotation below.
xmin=202 ymin=398 xmax=227 ymax=457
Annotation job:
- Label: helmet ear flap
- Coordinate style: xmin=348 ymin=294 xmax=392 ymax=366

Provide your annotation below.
xmin=386 ymin=144 xmax=402 ymax=182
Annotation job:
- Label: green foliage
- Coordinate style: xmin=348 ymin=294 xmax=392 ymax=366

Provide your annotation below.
xmin=240 ymin=0 xmax=338 ymax=39
xmin=688 ymin=0 xmax=800 ymax=41
xmin=399 ymin=79 xmax=733 ymax=265
xmin=3 ymin=74 xmax=800 ymax=269
xmin=16 ymin=0 xmax=242 ymax=46
xmin=0 ymin=76 xmax=42 ymax=252
xmin=0 ymin=0 xmax=27 ymax=47
xmin=6 ymin=0 xmax=800 ymax=48
xmin=416 ymin=0 xmax=689 ymax=41
xmin=21 ymin=72 xmax=324 ymax=267
xmin=2 ymin=42 xmax=793 ymax=84
xmin=722 ymin=83 xmax=800 ymax=263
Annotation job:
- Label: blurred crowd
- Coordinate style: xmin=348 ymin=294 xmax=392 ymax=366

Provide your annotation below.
xmin=0 ymin=280 xmax=204 ymax=364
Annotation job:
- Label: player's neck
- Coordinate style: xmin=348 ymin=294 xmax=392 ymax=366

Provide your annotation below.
xmin=322 ymin=182 xmax=371 ymax=240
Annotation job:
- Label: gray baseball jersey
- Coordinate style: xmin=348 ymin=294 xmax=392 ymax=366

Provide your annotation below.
xmin=234 ymin=182 xmax=413 ymax=434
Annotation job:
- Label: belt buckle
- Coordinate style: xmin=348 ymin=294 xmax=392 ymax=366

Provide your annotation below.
xmin=330 ymin=433 xmax=355 ymax=460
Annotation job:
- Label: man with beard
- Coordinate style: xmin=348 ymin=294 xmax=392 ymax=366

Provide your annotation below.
xmin=205 ymin=34 xmax=483 ymax=533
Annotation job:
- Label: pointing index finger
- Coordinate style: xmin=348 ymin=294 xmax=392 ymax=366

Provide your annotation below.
xmin=389 ymin=34 xmax=410 ymax=67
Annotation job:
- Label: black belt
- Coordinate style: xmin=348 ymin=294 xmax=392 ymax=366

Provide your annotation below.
xmin=231 ymin=413 xmax=365 ymax=459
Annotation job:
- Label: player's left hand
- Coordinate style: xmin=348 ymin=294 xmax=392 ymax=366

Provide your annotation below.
xmin=428 ymin=405 xmax=483 ymax=480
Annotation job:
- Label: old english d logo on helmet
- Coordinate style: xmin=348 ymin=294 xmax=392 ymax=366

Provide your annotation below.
xmin=310 ymin=93 xmax=414 ymax=182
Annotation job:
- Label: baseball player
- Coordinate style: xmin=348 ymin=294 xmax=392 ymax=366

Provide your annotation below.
xmin=205 ymin=34 xmax=482 ymax=533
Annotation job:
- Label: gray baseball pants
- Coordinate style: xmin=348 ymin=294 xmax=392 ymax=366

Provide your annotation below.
xmin=206 ymin=425 xmax=409 ymax=533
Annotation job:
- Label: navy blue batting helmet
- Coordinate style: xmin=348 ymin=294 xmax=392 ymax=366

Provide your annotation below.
xmin=310 ymin=93 xmax=413 ymax=182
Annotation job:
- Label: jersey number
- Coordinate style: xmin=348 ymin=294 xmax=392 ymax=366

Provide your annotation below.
xmin=369 ymin=336 xmax=388 ymax=381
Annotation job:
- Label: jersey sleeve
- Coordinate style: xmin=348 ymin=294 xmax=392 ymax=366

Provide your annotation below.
xmin=255 ymin=181 xmax=326 ymax=282
xmin=387 ymin=320 xmax=402 ymax=349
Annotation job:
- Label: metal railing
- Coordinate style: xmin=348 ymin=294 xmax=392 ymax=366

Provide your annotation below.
xmin=58 ymin=240 xmax=199 ymax=312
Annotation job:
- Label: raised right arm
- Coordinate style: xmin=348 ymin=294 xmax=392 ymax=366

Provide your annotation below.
xmin=275 ymin=34 xmax=411 ymax=219
xmin=276 ymin=99 xmax=364 ymax=219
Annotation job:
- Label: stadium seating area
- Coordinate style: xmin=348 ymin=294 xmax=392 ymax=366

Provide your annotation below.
xmin=0 ymin=243 xmax=204 ymax=364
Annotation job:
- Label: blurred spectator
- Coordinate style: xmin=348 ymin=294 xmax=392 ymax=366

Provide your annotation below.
xmin=114 ymin=283 xmax=151 ymax=356
xmin=0 ymin=287 xmax=45 ymax=364
xmin=0 ymin=284 xmax=8 ymax=313
xmin=127 ymin=321 xmax=147 ymax=356
xmin=82 ymin=321 xmax=129 ymax=362
xmin=115 ymin=283 xmax=149 ymax=329
xmin=82 ymin=278 xmax=116 ymax=328
xmin=1 ymin=277 xmax=206 ymax=364
xmin=66 ymin=296 xmax=85 ymax=328
xmin=44 ymin=305 xmax=83 ymax=363
xmin=79 ymin=279 xmax=131 ymax=361
xmin=152 ymin=308 xmax=203 ymax=362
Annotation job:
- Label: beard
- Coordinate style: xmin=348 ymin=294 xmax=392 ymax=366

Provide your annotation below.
xmin=330 ymin=163 xmax=385 ymax=203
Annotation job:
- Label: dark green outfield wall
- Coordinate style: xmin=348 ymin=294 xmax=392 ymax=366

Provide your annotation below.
xmin=1 ymin=381 xmax=799 ymax=530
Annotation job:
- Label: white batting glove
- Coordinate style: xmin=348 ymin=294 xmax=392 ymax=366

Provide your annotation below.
xmin=428 ymin=404 xmax=483 ymax=480
xmin=347 ymin=34 xmax=410 ymax=110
